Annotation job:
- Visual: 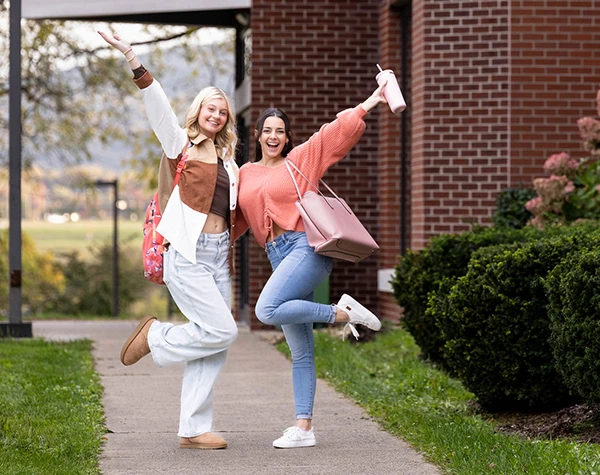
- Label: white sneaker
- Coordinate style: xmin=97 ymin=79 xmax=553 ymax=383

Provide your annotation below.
xmin=272 ymin=426 xmax=316 ymax=449
xmin=336 ymin=293 xmax=382 ymax=340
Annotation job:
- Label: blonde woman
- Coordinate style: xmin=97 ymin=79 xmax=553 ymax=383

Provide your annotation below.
xmin=99 ymin=32 xmax=239 ymax=450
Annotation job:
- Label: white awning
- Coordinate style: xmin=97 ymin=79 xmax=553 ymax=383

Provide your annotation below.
xmin=22 ymin=0 xmax=251 ymax=20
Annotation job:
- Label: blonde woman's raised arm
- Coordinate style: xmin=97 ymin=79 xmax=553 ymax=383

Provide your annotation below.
xmin=98 ymin=31 xmax=188 ymax=158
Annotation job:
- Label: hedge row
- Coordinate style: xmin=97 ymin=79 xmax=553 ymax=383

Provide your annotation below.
xmin=547 ymin=249 xmax=600 ymax=403
xmin=392 ymin=225 xmax=542 ymax=364
xmin=392 ymin=222 xmax=600 ymax=411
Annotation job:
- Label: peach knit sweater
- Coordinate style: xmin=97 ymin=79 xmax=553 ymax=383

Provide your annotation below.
xmin=235 ymin=105 xmax=367 ymax=247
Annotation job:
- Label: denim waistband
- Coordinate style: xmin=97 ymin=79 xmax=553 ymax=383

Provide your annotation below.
xmin=265 ymin=231 xmax=305 ymax=250
xmin=199 ymin=229 xmax=230 ymax=247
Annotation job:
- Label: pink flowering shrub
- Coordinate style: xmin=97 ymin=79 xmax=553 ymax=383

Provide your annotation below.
xmin=575 ymin=90 xmax=600 ymax=156
xmin=577 ymin=117 xmax=600 ymax=157
xmin=526 ymin=89 xmax=600 ymax=228
xmin=525 ymin=168 xmax=574 ymax=228
xmin=542 ymin=152 xmax=579 ymax=178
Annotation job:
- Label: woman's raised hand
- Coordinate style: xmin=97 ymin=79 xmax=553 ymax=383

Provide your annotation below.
xmin=98 ymin=31 xmax=132 ymax=55
xmin=360 ymin=82 xmax=388 ymax=113
xmin=98 ymin=31 xmax=141 ymax=69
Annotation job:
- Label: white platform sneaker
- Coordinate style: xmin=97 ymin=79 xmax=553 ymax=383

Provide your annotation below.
xmin=273 ymin=426 xmax=316 ymax=449
xmin=336 ymin=293 xmax=382 ymax=340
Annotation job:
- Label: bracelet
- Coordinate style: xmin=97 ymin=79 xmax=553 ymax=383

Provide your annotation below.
xmin=126 ymin=54 xmax=136 ymax=62
xmin=123 ymin=47 xmax=132 ymax=56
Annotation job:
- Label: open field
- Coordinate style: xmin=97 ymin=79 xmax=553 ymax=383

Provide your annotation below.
xmin=0 ymin=219 xmax=177 ymax=319
xmin=15 ymin=219 xmax=142 ymax=257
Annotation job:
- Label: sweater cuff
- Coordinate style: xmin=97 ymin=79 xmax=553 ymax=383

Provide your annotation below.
xmin=133 ymin=69 xmax=154 ymax=90
xmin=355 ymin=104 xmax=370 ymax=117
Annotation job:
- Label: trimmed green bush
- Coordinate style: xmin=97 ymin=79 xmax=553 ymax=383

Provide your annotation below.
xmin=423 ymin=277 xmax=457 ymax=370
xmin=391 ymin=250 xmax=434 ymax=355
xmin=440 ymin=229 xmax=600 ymax=411
xmin=392 ymin=226 xmax=541 ymax=362
xmin=546 ymin=248 xmax=600 ymax=402
xmin=493 ymin=187 xmax=537 ymax=229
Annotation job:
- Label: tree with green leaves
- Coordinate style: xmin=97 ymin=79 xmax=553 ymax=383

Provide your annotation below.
xmin=0 ymin=5 xmax=234 ymax=188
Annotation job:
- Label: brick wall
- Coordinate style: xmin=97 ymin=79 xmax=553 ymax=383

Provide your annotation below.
xmin=510 ymin=0 xmax=600 ymax=186
xmin=407 ymin=0 xmax=600 ymax=251
xmin=243 ymin=0 xmax=381 ymax=329
xmin=410 ymin=0 xmax=511 ymax=250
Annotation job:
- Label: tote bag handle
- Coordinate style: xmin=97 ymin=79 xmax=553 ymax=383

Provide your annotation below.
xmin=284 ymin=159 xmax=353 ymax=215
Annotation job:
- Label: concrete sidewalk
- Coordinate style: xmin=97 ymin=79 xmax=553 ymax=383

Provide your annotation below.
xmin=34 ymin=320 xmax=440 ymax=475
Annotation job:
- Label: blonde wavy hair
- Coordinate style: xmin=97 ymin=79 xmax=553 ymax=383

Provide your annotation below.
xmin=184 ymin=87 xmax=237 ymax=160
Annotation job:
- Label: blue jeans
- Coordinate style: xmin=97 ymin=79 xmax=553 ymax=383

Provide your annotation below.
xmin=256 ymin=231 xmax=335 ymax=419
xmin=148 ymin=230 xmax=238 ymax=437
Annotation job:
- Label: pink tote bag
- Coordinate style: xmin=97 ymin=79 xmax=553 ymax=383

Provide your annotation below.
xmin=285 ymin=160 xmax=379 ymax=263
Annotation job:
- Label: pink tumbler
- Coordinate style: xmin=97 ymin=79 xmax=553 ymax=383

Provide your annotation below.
xmin=376 ymin=69 xmax=406 ymax=114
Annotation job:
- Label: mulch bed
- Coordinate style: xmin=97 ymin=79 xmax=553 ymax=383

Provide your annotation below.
xmin=489 ymin=403 xmax=600 ymax=444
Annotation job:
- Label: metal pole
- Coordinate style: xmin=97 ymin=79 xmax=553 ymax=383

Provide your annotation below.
xmin=3 ymin=0 xmax=31 ymax=337
xmin=112 ymin=180 xmax=119 ymax=317
xmin=8 ymin=0 xmax=22 ymax=322
xmin=95 ymin=179 xmax=119 ymax=317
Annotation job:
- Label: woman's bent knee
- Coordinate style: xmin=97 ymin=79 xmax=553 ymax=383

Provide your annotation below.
xmin=204 ymin=317 xmax=238 ymax=348
xmin=216 ymin=321 xmax=238 ymax=348
xmin=219 ymin=319 xmax=238 ymax=348
xmin=227 ymin=323 xmax=238 ymax=346
xmin=255 ymin=298 xmax=278 ymax=325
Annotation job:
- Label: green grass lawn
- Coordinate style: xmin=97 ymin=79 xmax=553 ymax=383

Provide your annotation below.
xmin=20 ymin=219 xmax=141 ymax=257
xmin=0 ymin=338 xmax=105 ymax=475
xmin=279 ymin=327 xmax=600 ymax=474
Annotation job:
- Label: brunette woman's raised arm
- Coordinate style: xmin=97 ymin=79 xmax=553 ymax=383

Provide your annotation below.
xmin=359 ymin=81 xmax=387 ymax=112
xmin=288 ymin=82 xmax=387 ymax=177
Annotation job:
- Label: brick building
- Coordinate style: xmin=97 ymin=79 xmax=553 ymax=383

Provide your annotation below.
xmin=23 ymin=0 xmax=600 ymax=326
xmin=236 ymin=0 xmax=600 ymax=327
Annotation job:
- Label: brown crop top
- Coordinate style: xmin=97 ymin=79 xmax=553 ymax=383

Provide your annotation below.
xmin=133 ymin=65 xmax=230 ymax=220
xmin=210 ymin=159 xmax=230 ymax=220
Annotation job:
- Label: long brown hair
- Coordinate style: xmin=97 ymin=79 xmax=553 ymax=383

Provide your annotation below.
xmin=254 ymin=108 xmax=294 ymax=161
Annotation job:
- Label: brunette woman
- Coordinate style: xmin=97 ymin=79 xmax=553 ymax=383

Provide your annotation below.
xmin=235 ymin=84 xmax=387 ymax=448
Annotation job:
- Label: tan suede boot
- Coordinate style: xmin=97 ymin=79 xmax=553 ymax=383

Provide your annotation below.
xmin=120 ymin=315 xmax=157 ymax=366
xmin=180 ymin=432 xmax=228 ymax=450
